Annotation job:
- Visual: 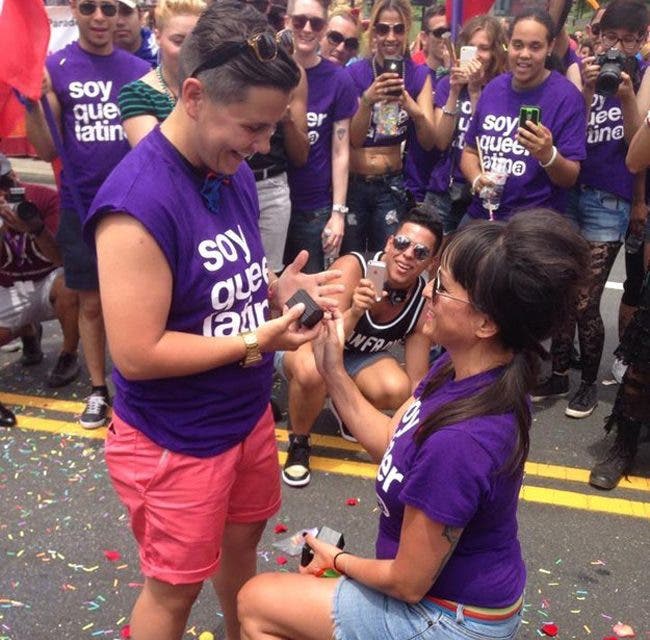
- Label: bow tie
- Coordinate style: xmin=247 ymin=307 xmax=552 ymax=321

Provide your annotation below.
xmin=200 ymin=172 xmax=228 ymax=213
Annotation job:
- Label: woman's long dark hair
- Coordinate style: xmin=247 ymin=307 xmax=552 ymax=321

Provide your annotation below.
xmin=415 ymin=211 xmax=589 ymax=472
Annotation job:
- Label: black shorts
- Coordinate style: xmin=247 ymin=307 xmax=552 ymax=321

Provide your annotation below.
xmin=56 ymin=208 xmax=99 ymax=291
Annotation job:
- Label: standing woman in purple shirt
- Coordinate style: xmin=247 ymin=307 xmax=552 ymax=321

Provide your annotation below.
xmin=461 ymin=9 xmax=586 ymax=222
xmin=238 ymin=210 xmax=588 ymax=640
xmin=425 ymin=15 xmax=507 ymax=233
xmin=85 ymin=3 xmax=341 ymax=638
xmin=343 ymin=0 xmax=435 ymax=253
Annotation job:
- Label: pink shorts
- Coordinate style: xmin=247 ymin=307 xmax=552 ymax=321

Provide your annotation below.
xmin=105 ymin=406 xmax=281 ymax=585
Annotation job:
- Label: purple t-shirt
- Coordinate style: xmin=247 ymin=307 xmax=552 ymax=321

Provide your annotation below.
xmin=465 ymin=71 xmax=586 ymax=219
xmin=375 ymin=354 xmax=526 ymax=607
xmin=427 ymin=76 xmax=473 ymax=194
xmin=346 ymin=57 xmax=430 ymax=147
xmin=579 ymin=72 xmax=649 ymax=201
xmin=287 ymin=58 xmax=357 ymax=211
xmin=86 ymin=127 xmax=273 ymax=457
xmin=47 ymin=42 xmax=150 ymax=216
xmin=403 ymin=65 xmax=441 ymax=201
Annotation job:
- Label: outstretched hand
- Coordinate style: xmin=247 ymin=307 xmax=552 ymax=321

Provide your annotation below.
xmin=299 ymin=533 xmax=347 ymax=577
xmin=275 ymin=250 xmax=344 ymax=311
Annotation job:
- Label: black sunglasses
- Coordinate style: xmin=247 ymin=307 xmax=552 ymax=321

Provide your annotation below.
xmin=374 ymin=22 xmax=406 ymax=37
xmin=392 ymin=235 xmax=432 ymax=261
xmin=426 ymin=26 xmax=450 ymax=38
xmin=78 ymin=1 xmax=118 ymax=17
xmin=291 ymin=14 xmax=327 ymax=32
xmin=326 ymin=30 xmax=359 ymax=51
xmin=190 ymin=29 xmax=294 ymax=77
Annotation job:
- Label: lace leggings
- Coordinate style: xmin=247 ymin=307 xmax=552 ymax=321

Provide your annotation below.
xmin=552 ymin=241 xmax=621 ymax=383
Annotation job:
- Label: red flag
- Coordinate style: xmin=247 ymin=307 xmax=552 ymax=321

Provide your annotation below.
xmin=0 ymin=0 xmax=50 ymax=136
xmin=446 ymin=0 xmax=495 ymax=28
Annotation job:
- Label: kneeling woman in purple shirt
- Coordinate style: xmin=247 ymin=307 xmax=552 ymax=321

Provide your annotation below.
xmin=238 ymin=210 xmax=588 ymax=640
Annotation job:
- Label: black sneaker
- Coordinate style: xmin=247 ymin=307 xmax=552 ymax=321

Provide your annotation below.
xmin=589 ymin=444 xmax=633 ymax=490
xmin=530 ymin=373 xmax=569 ymax=402
xmin=565 ymin=381 xmax=598 ymax=419
xmin=80 ymin=390 xmax=110 ymax=429
xmin=0 ymin=401 xmax=16 ymax=427
xmin=20 ymin=324 xmax=43 ymax=366
xmin=282 ymin=434 xmax=311 ymax=487
xmin=326 ymin=398 xmax=357 ymax=442
xmin=47 ymin=352 xmax=80 ymax=388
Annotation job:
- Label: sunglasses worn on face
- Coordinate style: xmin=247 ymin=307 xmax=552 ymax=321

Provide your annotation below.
xmin=326 ymin=30 xmax=359 ymax=51
xmin=190 ymin=29 xmax=294 ymax=77
xmin=374 ymin=22 xmax=406 ymax=37
xmin=433 ymin=268 xmax=471 ymax=304
xmin=426 ymin=26 xmax=450 ymax=38
xmin=392 ymin=235 xmax=432 ymax=261
xmin=291 ymin=14 xmax=327 ymax=32
xmin=78 ymin=1 xmax=118 ymax=17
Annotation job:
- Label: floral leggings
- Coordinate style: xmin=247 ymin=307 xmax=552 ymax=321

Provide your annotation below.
xmin=551 ymin=241 xmax=621 ymax=383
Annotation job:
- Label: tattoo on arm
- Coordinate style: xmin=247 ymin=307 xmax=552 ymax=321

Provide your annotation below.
xmin=336 ymin=127 xmax=347 ymax=141
xmin=432 ymin=526 xmax=463 ymax=583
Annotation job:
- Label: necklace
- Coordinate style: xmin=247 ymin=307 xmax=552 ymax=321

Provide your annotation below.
xmin=156 ymin=65 xmax=176 ymax=107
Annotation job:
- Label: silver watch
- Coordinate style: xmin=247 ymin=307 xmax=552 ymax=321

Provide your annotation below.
xmin=332 ymin=204 xmax=349 ymax=214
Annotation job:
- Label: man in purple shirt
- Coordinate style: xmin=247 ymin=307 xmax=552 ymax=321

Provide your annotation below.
xmin=25 ymin=0 xmax=150 ymax=429
xmin=113 ymin=0 xmax=159 ymax=68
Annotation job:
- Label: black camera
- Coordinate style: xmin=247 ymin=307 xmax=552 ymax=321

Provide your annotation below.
xmin=595 ymin=49 xmax=628 ymax=96
xmin=300 ymin=526 xmax=345 ymax=567
xmin=6 ymin=187 xmax=40 ymax=225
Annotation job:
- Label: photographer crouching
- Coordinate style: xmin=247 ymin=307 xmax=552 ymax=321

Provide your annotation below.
xmin=0 ymin=154 xmax=80 ymax=427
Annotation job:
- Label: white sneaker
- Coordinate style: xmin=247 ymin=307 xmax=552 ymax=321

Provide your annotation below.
xmin=611 ymin=357 xmax=628 ymax=384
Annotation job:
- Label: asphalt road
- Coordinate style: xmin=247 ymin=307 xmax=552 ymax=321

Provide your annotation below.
xmin=0 ymin=159 xmax=648 ymax=640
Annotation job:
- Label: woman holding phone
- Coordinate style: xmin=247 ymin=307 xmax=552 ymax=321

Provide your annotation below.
xmin=238 ymin=210 xmax=588 ymax=640
xmin=424 ymin=15 xmax=507 ymax=233
xmin=460 ymin=8 xmax=586 ymax=222
xmin=343 ymin=0 xmax=435 ymax=253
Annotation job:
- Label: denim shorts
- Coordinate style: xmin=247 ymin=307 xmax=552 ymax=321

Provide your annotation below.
xmin=566 ymin=186 xmax=631 ymax=243
xmin=333 ymin=578 xmax=523 ymax=640
xmin=56 ymin=208 xmax=99 ymax=291
xmin=283 ymin=205 xmax=332 ymax=274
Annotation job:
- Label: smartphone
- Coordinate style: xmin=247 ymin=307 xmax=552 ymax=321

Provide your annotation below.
xmin=367 ymin=260 xmax=387 ymax=302
xmin=381 ymin=56 xmax=404 ymax=97
xmin=518 ymin=105 xmax=541 ymax=131
xmin=459 ymin=45 xmax=477 ymax=67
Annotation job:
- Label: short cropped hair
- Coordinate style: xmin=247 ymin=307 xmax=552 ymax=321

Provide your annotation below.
xmin=178 ymin=0 xmax=300 ymax=104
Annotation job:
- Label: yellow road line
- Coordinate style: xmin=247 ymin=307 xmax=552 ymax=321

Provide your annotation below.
xmin=4 ymin=395 xmax=650 ymax=518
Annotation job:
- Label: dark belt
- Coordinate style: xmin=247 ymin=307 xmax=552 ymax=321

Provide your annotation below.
xmin=349 ymin=170 xmax=402 ymax=183
xmin=252 ymin=165 xmax=286 ymax=182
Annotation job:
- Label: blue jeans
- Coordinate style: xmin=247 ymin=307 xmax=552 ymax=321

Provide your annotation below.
xmin=342 ymin=173 xmax=410 ymax=253
xmin=333 ymin=578 xmax=523 ymax=640
xmin=565 ymin=185 xmax=631 ymax=242
xmin=283 ymin=205 xmax=331 ymax=274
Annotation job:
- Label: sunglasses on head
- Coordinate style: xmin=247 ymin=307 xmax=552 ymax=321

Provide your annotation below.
xmin=426 ymin=26 xmax=450 ymax=38
xmin=392 ymin=235 xmax=432 ymax=261
xmin=374 ymin=22 xmax=406 ymax=37
xmin=78 ymin=1 xmax=118 ymax=17
xmin=291 ymin=14 xmax=327 ymax=32
xmin=190 ymin=29 xmax=294 ymax=77
xmin=326 ymin=30 xmax=359 ymax=51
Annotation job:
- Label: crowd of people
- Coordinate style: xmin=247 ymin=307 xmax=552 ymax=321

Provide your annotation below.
xmin=0 ymin=0 xmax=649 ymax=638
